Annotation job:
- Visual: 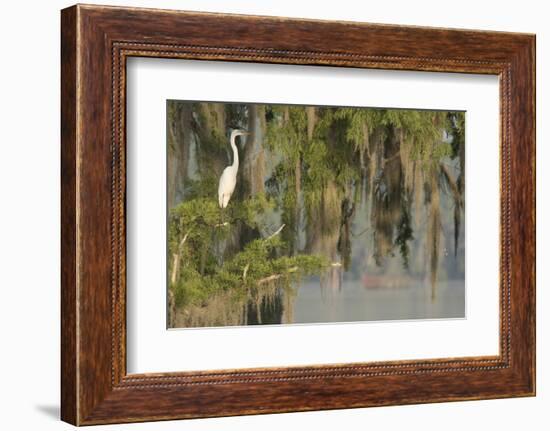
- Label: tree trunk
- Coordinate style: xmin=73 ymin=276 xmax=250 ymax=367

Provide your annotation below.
xmin=306 ymin=106 xmax=316 ymax=140
xmin=244 ymin=104 xmax=266 ymax=196
xmin=167 ymin=102 xmax=193 ymax=209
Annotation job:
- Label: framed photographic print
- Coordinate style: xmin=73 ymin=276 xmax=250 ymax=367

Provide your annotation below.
xmin=61 ymin=4 xmax=535 ymax=425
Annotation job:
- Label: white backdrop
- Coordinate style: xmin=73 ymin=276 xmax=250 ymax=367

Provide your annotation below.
xmin=0 ymin=0 xmax=547 ymax=430
xmin=126 ymin=59 xmax=500 ymax=373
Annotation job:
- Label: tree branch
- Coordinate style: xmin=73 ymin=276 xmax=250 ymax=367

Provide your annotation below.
xmin=266 ymin=223 xmax=286 ymax=240
xmin=440 ymin=163 xmax=463 ymax=208
xmin=257 ymin=266 xmax=298 ymax=285
xmin=170 ymin=231 xmax=190 ymax=285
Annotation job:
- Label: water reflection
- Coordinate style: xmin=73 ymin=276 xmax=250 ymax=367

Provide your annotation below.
xmin=293 ymin=279 xmax=465 ymax=324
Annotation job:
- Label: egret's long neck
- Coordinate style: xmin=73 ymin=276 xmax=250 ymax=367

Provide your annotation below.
xmin=230 ymin=136 xmax=239 ymax=170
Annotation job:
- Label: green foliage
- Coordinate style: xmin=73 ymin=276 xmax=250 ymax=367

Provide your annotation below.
xmin=448 ymin=111 xmax=466 ymax=159
xmin=169 ymin=192 xmax=327 ymax=310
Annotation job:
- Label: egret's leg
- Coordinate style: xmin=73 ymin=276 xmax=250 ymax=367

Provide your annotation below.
xmin=219 ymin=202 xmax=224 ymax=225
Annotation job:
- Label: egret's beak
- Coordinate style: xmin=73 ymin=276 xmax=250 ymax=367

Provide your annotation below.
xmin=239 ymin=132 xmax=250 ymax=142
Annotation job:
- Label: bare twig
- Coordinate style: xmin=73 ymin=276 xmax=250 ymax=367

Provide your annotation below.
xmin=440 ymin=163 xmax=463 ymax=208
xmin=352 ymin=227 xmax=371 ymax=238
xmin=170 ymin=232 xmax=189 ymax=285
xmin=257 ymin=266 xmax=298 ymax=285
xmin=179 ymin=232 xmax=190 ymax=249
xmin=382 ymin=151 xmax=400 ymax=166
xmin=266 ymin=223 xmax=285 ymax=240
xmin=238 ymin=225 xmax=287 ymax=284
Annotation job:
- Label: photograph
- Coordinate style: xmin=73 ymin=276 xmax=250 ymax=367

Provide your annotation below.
xmin=167 ymin=101 xmax=466 ymax=328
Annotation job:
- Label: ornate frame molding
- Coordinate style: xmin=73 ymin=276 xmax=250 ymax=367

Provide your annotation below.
xmin=61 ymin=5 xmax=535 ymax=425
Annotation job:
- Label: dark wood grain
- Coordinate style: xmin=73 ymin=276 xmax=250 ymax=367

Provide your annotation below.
xmin=61 ymin=4 xmax=536 ymax=425
xmin=60 ymin=6 xmax=78 ymax=425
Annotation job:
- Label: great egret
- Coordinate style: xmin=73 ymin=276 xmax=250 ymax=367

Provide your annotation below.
xmin=218 ymin=129 xmax=249 ymax=208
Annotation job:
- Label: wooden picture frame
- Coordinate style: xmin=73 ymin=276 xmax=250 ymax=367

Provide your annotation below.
xmin=61 ymin=4 xmax=535 ymax=425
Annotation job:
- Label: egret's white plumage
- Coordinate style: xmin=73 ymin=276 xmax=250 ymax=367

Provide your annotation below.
xmin=218 ymin=129 xmax=248 ymax=208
